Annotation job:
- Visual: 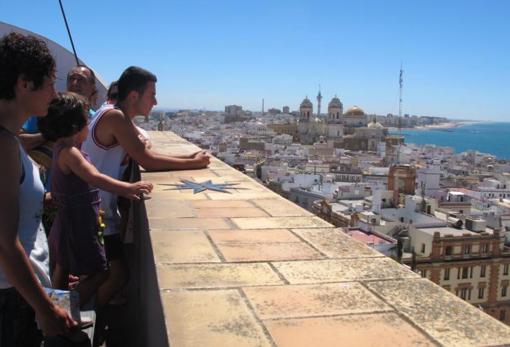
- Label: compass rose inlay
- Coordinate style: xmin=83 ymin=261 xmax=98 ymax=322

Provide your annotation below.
xmin=160 ymin=179 xmax=243 ymax=194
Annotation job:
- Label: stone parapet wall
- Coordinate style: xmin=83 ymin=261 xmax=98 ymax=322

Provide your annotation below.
xmin=138 ymin=131 xmax=510 ymax=347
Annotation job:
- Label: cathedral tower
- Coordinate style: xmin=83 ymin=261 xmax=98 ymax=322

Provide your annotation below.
xmin=299 ymin=97 xmax=313 ymax=122
xmin=327 ymin=95 xmax=343 ymax=123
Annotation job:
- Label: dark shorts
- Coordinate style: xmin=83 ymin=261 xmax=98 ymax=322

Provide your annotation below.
xmin=104 ymin=234 xmax=123 ymax=261
xmin=0 ymin=287 xmax=42 ymax=347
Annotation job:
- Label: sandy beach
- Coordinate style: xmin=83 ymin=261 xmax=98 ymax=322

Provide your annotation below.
xmin=414 ymin=120 xmax=480 ymax=130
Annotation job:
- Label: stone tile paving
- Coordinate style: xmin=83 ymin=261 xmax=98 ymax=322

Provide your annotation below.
xmin=264 ymin=313 xmax=437 ymax=347
xmin=252 ymin=198 xmax=314 ymax=217
xmin=146 ymin=199 xmax=196 ymax=218
xmin=150 ymin=230 xmax=221 ymax=264
xmin=291 ymin=228 xmax=383 ymax=258
xmin=208 ymin=229 xmax=303 ymax=244
xmin=209 ymin=228 xmax=324 ymax=262
xmin=163 ymin=290 xmax=273 ymax=347
xmin=215 ymin=241 xmax=324 ymax=262
xmin=145 ymin=131 xmax=510 ymax=346
xmin=272 ymin=257 xmax=419 ymax=284
xmin=157 ymin=262 xmax=283 ymax=289
xmin=231 ymin=216 xmax=332 ymax=229
xmin=149 ymin=217 xmax=232 ymax=230
xmin=242 ymin=283 xmax=392 ymax=319
xmin=195 ymin=207 xmax=270 ymax=218
xmin=191 ymin=200 xmax=254 ymax=209
xmin=366 ymin=279 xmax=510 ymax=347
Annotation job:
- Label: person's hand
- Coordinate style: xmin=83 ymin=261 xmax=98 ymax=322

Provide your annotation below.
xmin=123 ymin=181 xmax=153 ymax=200
xmin=193 ymin=151 xmax=210 ymax=168
xmin=68 ymin=274 xmax=80 ymax=290
xmin=43 ymin=192 xmax=52 ymax=204
xmin=188 ymin=150 xmax=207 ymax=159
xmin=37 ymin=303 xmax=77 ymax=337
xmin=43 ymin=192 xmax=56 ymax=208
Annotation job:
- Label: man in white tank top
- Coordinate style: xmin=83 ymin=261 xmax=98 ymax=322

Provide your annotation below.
xmin=82 ymin=66 xmax=210 ymax=306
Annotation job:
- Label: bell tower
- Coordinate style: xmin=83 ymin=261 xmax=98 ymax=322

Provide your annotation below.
xmin=316 ymin=85 xmax=322 ymax=117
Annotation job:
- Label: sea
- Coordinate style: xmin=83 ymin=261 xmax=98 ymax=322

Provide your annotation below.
xmin=391 ymin=122 xmax=510 ymax=160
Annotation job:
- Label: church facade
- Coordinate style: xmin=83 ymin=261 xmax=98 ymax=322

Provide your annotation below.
xmin=296 ymin=91 xmax=386 ymax=151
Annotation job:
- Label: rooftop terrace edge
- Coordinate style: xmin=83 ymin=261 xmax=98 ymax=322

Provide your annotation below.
xmin=129 ymin=131 xmax=510 ymax=347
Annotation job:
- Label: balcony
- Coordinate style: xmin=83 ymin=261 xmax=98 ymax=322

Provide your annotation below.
xmin=126 ymin=131 xmax=510 ymax=347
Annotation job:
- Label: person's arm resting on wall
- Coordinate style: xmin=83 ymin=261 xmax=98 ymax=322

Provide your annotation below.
xmin=61 ymin=146 xmax=153 ymax=199
xmin=107 ymin=109 xmax=210 ymax=171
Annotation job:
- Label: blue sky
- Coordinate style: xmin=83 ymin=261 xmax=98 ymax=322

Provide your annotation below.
xmin=2 ymin=0 xmax=510 ymax=120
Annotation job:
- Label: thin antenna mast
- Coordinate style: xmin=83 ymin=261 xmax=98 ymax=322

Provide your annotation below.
xmin=396 ymin=63 xmax=404 ymax=164
xmin=399 ymin=63 xmax=403 ymax=125
xmin=58 ymin=0 xmax=80 ymax=65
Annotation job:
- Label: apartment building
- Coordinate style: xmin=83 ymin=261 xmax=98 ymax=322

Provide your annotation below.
xmin=405 ymin=226 xmax=510 ymax=323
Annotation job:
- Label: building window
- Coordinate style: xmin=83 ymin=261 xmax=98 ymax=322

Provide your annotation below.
xmin=463 ymin=245 xmax=471 ymax=255
xmin=500 ymin=310 xmax=506 ymax=321
xmin=502 ymin=285 xmax=508 ymax=297
xmin=480 ymin=243 xmax=489 ymax=253
xmin=504 ymin=264 xmax=509 ymax=276
xmin=459 ymin=288 xmax=471 ymax=300
xmin=462 ymin=267 xmax=469 ymax=279
xmin=445 ymin=246 xmax=453 ymax=256
xmin=478 ymin=287 xmax=485 ymax=299
xmin=481 ymin=265 xmax=486 ymax=278
xmin=421 ymin=243 xmax=426 ymax=253
xmin=444 ymin=268 xmax=450 ymax=281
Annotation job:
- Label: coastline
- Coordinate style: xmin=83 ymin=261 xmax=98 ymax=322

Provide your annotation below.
xmin=414 ymin=120 xmax=480 ymax=130
xmin=389 ymin=121 xmax=510 ymax=160
xmin=388 ymin=120 xmax=480 ymax=132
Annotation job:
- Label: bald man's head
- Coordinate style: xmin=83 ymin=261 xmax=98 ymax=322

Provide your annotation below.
xmin=66 ymin=65 xmax=96 ymax=103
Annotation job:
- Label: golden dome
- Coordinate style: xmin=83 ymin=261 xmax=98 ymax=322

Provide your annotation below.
xmin=345 ymin=106 xmax=365 ymax=116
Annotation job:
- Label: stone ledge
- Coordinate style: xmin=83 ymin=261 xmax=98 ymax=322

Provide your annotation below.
xmin=142 ymin=131 xmax=510 ymax=347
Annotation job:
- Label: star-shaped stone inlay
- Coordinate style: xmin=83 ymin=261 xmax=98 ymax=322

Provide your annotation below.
xmin=160 ymin=179 xmax=243 ymax=194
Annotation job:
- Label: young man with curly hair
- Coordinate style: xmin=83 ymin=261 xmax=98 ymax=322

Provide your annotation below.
xmin=0 ymin=32 xmax=77 ymax=346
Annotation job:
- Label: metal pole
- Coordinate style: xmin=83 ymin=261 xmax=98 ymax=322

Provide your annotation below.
xmin=399 ymin=64 xmax=403 ymax=118
xmin=58 ymin=0 xmax=80 ymax=65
